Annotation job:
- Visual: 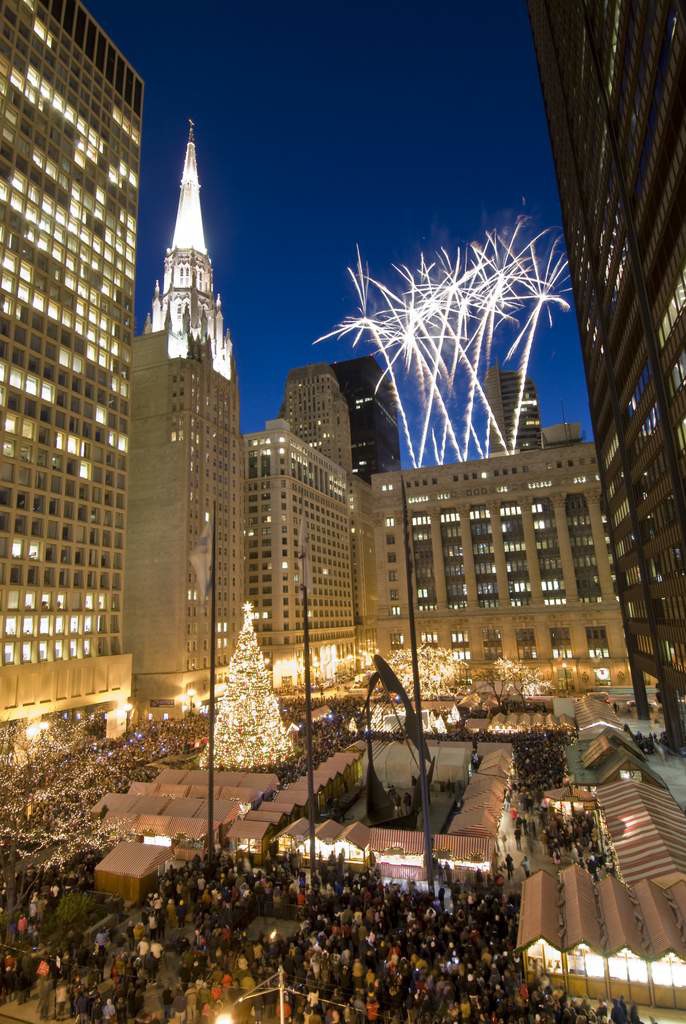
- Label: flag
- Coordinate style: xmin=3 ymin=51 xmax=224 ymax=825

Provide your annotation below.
xmin=297 ymin=514 xmax=313 ymax=594
xmin=190 ymin=517 xmax=213 ymax=601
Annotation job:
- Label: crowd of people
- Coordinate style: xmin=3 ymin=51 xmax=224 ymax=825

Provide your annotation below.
xmin=0 ymin=695 xmax=656 ymax=1024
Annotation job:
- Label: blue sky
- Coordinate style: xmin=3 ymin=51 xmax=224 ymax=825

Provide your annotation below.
xmin=87 ymin=0 xmax=592 ymax=453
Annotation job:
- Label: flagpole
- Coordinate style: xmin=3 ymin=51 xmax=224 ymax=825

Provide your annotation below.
xmin=207 ymin=500 xmax=217 ymax=867
xmin=302 ymin=581 xmax=317 ymax=879
xmin=401 ymin=476 xmax=434 ymax=890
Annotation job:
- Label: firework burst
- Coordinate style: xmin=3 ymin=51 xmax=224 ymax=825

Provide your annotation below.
xmin=317 ymin=218 xmax=570 ymax=467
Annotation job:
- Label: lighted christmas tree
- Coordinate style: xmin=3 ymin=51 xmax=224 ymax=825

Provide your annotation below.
xmin=205 ymin=602 xmax=292 ymax=770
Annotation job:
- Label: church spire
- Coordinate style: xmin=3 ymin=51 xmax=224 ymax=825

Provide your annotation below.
xmin=171 ymin=119 xmax=207 ymax=254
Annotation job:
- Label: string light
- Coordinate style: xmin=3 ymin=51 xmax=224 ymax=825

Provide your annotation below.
xmin=387 ymin=643 xmax=463 ymax=698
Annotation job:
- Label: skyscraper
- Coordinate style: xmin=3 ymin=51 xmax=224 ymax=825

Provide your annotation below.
xmin=244 ymin=418 xmax=356 ymax=687
xmin=529 ymin=2 xmax=686 ymax=746
xmin=331 ymin=356 xmax=401 ymax=482
xmin=125 ymin=127 xmax=242 ymax=714
xmin=0 ymin=0 xmax=142 ymax=722
xmin=484 ymin=365 xmax=542 ymax=455
xmin=280 ymin=363 xmax=353 ymax=471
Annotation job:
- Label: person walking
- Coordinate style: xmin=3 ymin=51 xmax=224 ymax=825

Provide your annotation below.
xmin=522 ymin=855 xmax=531 ymax=878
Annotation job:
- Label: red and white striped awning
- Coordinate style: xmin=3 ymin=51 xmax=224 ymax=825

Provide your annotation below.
xmin=433 ymin=833 xmax=494 ymax=865
xmin=368 ymin=828 xmax=424 ymax=856
xmin=596 ymin=779 xmax=686 ymax=886
xmin=378 ymin=862 xmax=425 ymax=881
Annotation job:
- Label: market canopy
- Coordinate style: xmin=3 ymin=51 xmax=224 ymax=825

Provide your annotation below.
xmin=95 ymin=841 xmax=170 ymax=879
xmin=226 ymin=818 xmax=273 ymax=841
xmin=575 ymin=695 xmax=623 ymax=734
xmin=518 ymin=864 xmax=686 ymax=960
xmin=596 ymin=780 xmax=686 ymax=887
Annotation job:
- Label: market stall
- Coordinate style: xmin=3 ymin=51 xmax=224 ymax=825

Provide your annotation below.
xmin=543 ymin=785 xmax=596 ymax=814
xmin=94 ymin=841 xmax=171 ymax=902
xmin=596 ymin=779 xmax=686 ymax=886
xmin=225 ymin=817 xmax=274 ymax=865
xmin=518 ymin=864 xmax=686 ymax=1009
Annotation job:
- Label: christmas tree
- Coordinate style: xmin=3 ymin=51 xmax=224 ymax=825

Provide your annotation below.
xmin=204 ymin=602 xmax=292 ymax=770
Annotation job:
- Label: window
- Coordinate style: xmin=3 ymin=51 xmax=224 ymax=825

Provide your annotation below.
xmin=516 ymin=628 xmax=537 ymax=660
xmin=550 ymin=627 xmax=572 ymax=659
xmin=482 ymin=627 xmax=502 ymax=661
xmin=390 ymin=606 xmax=401 ymax=617
xmin=451 ymin=631 xmax=470 ymax=660
xmin=586 ymin=626 xmax=609 ymax=658
xmin=421 ymin=632 xmax=438 ymax=646
xmin=385 ymin=516 xmax=395 ymax=527
xmin=390 ymin=632 xmax=404 ymax=648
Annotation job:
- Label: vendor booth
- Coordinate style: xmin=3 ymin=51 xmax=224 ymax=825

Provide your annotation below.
xmin=596 ymin=779 xmax=686 ymax=886
xmin=226 ymin=817 xmax=275 ymax=865
xmin=94 ymin=841 xmax=171 ymax=902
xmin=275 ymin=817 xmax=370 ymax=868
xmin=518 ymin=864 xmax=686 ymax=1009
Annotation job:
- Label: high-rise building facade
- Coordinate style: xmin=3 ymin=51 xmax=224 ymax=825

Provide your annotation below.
xmin=125 ymin=128 xmax=242 ymax=714
xmin=279 ymin=360 xmax=382 ymax=667
xmin=529 ymin=2 xmax=686 ymax=746
xmin=485 ymin=365 xmax=542 ymax=455
xmin=244 ymin=418 xmax=356 ymax=688
xmin=331 ymin=355 xmax=401 ymax=482
xmin=373 ymin=442 xmax=629 ymax=690
xmin=0 ymin=0 xmax=142 ymax=722
xmin=280 ymin=364 xmax=352 ymax=471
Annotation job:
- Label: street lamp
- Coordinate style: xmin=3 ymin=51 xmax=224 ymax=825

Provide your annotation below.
xmin=186 ymin=687 xmax=196 ymax=714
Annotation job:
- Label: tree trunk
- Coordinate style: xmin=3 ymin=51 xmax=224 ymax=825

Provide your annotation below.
xmin=2 ymin=851 xmax=17 ymax=943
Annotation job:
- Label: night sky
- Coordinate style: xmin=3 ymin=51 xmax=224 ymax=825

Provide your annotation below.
xmin=87 ymin=0 xmax=592 ymax=452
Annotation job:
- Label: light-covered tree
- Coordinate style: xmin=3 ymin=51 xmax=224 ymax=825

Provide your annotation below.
xmin=387 ymin=643 xmax=463 ymax=698
xmin=203 ymin=602 xmax=292 ymax=770
xmin=0 ymin=719 xmax=125 ymax=939
xmin=476 ymin=657 xmax=551 ymax=709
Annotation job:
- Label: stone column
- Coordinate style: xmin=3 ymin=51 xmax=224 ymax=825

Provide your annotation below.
xmin=553 ymin=495 xmax=578 ymax=602
xmin=489 ymin=505 xmax=511 ymax=608
xmin=457 ymin=505 xmax=478 ymax=610
xmin=587 ymin=492 xmax=615 ymax=600
xmin=430 ymin=514 xmax=448 ymax=609
xmin=521 ymin=505 xmax=543 ymax=604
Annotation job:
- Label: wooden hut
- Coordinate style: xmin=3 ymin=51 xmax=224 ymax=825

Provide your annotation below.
xmin=94 ymin=841 xmax=171 ymax=902
xmin=517 ymin=865 xmax=686 ymax=1009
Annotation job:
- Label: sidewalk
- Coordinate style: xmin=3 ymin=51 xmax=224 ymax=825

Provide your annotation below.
xmin=619 ymin=714 xmax=686 ymax=808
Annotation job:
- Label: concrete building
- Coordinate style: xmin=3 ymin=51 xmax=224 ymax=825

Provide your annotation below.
xmin=0 ymin=0 xmax=142 ymax=721
xmin=280 ymin=364 xmax=352 ymax=471
xmin=244 ymin=419 xmax=356 ymax=688
xmin=330 ymin=356 xmax=401 ymax=482
xmin=372 ymin=441 xmax=630 ymax=691
xmin=485 ymin=365 xmax=542 ymax=456
xmin=125 ymin=127 xmax=242 ymax=714
xmin=529 ymin=2 xmax=686 ymax=746
xmin=279 ymin=359 xmax=382 ymax=667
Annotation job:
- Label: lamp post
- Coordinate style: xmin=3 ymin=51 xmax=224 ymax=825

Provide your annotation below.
xmin=122 ymin=702 xmax=133 ymax=735
xmin=186 ymin=687 xmax=196 ymax=714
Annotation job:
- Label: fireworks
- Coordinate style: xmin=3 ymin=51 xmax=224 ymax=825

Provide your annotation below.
xmin=318 ymin=218 xmax=570 ymax=466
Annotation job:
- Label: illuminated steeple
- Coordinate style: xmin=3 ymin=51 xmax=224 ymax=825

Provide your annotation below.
xmin=171 ymin=120 xmax=207 ymax=254
xmin=146 ymin=122 xmax=232 ymax=382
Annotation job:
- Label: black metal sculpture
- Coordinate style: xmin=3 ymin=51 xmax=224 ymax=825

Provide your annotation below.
xmin=364 ymin=654 xmax=435 ymax=827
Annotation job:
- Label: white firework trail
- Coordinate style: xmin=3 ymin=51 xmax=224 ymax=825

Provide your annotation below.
xmin=317 ymin=217 xmax=570 ymax=467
